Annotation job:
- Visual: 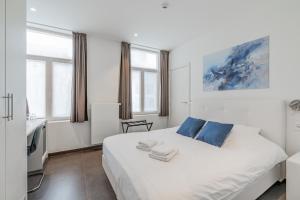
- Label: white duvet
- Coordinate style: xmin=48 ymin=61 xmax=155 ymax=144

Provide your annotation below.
xmin=102 ymin=126 xmax=287 ymax=200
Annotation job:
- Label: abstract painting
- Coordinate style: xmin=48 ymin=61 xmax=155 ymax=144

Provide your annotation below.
xmin=203 ymin=36 xmax=269 ymax=91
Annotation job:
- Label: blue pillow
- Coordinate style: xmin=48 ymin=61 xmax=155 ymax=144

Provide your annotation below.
xmin=177 ymin=117 xmax=206 ymax=138
xmin=195 ymin=121 xmax=233 ymax=147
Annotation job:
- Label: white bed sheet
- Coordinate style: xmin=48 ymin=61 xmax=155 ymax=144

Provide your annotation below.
xmin=102 ymin=127 xmax=287 ymax=200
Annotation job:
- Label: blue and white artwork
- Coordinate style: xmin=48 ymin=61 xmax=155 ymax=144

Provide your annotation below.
xmin=203 ymin=36 xmax=269 ymax=91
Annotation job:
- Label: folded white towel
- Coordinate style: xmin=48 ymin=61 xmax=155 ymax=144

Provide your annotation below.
xmin=136 ymin=145 xmax=151 ymax=152
xmin=151 ymin=145 xmax=177 ymax=157
xmin=138 ymin=139 xmax=158 ymax=148
xmin=149 ymin=149 xmax=178 ymax=162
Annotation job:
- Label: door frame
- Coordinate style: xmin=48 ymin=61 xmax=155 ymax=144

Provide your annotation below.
xmin=168 ymin=62 xmax=191 ymax=127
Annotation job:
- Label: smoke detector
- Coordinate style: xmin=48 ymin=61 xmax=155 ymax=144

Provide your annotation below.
xmin=161 ymin=2 xmax=169 ymax=9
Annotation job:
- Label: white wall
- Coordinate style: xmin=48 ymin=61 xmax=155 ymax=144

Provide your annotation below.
xmin=87 ymin=36 xmax=121 ymax=105
xmin=47 ymin=35 xmax=167 ymax=153
xmin=169 ymin=1 xmax=300 ymax=155
xmin=46 ymin=121 xmax=90 ymax=153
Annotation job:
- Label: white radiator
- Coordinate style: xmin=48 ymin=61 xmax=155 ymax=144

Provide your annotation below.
xmin=91 ymin=103 xmax=120 ymax=144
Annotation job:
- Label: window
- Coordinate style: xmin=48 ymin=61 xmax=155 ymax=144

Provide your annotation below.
xmin=26 ymin=60 xmax=46 ymax=117
xmin=26 ymin=28 xmax=73 ymax=119
xmin=27 ymin=30 xmax=72 ymax=59
xmin=52 ymin=62 xmax=73 ymax=117
xmin=131 ymin=48 xmax=159 ymax=114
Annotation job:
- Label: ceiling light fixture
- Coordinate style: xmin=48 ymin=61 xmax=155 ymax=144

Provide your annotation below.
xmin=134 ymin=33 xmax=138 ymax=37
xmin=161 ymin=2 xmax=169 ymax=9
xmin=30 ymin=7 xmax=37 ymax=12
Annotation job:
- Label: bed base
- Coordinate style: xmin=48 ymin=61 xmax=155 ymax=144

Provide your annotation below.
xmin=232 ymin=164 xmax=283 ymax=200
xmin=102 ymin=155 xmax=283 ymax=200
xmin=103 ymin=155 xmax=126 ymax=200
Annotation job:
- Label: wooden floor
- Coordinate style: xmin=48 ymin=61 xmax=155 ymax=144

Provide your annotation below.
xmin=28 ymin=150 xmax=286 ymax=200
xmin=28 ymin=150 xmax=116 ymax=200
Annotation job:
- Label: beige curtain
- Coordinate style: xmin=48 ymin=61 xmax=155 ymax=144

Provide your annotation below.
xmin=118 ymin=42 xmax=132 ymax=120
xmin=71 ymin=32 xmax=88 ymax=123
xmin=159 ymin=50 xmax=169 ymax=117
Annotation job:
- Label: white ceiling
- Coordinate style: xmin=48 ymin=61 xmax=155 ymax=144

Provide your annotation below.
xmin=27 ymin=0 xmax=279 ymax=50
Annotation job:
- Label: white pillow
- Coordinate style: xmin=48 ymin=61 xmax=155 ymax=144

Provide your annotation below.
xmin=223 ymin=124 xmax=287 ymax=164
xmin=222 ymin=124 xmax=262 ymax=148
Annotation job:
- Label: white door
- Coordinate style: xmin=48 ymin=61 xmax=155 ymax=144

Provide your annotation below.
xmin=5 ymin=0 xmax=27 ymax=199
xmin=0 ymin=0 xmax=6 ymax=198
xmin=169 ymin=64 xmax=191 ymax=127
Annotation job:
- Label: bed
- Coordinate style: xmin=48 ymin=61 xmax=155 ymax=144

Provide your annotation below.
xmin=102 ymin=99 xmax=288 ymax=200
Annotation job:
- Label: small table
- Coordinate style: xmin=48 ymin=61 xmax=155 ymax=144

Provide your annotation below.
xmin=26 ymin=118 xmax=47 ymax=173
xmin=121 ymin=120 xmax=153 ymax=133
xmin=287 ymin=152 xmax=300 ymax=200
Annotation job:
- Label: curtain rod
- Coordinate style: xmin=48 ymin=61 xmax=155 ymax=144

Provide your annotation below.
xmin=26 ymin=21 xmax=164 ymax=51
xmin=27 ymin=21 xmax=73 ymax=32
xmin=131 ymin=43 xmax=162 ymax=51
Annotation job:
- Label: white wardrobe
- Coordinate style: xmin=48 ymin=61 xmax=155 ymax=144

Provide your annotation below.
xmin=0 ymin=0 xmax=26 ymax=200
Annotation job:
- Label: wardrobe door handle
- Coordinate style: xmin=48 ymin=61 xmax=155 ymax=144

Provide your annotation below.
xmin=7 ymin=94 xmax=10 ymax=121
xmin=10 ymin=93 xmax=13 ymax=120
xmin=2 ymin=95 xmax=9 ymax=119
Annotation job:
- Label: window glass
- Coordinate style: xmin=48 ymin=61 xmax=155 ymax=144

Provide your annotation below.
xmin=27 ymin=29 xmax=72 ymax=59
xmin=52 ymin=62 xmax=73 ymax=117
xmin=144 ymin=72 xmax=158 ymax=112
xmin=26 ymin=60 xmax=46 ymax=118
xmin=130 ymin=48 xmax=159 ymax=113
xmin=131 ymin=70 xmax=141 ymax=112
xmin=131 ymin=48 xmax=158 ymax=69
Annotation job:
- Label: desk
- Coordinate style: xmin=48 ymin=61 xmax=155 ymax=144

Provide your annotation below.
xmin=27 ymin=119 xmax=47 ymax=172
xmin=26 ymin=118 xmax=46 ymax=137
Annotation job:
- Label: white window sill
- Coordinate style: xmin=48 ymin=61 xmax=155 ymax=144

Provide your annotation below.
xmin=133 ymin=113 xmax=159 ymax=117
xmin=46 ymin=116 xmax=71 ymax=122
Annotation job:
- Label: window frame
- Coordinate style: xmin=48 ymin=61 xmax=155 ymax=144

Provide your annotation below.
xmin=26 ymin=27 xmax=73 ymax=121
xmin=131 ymin=47 xmax=160 ymax=115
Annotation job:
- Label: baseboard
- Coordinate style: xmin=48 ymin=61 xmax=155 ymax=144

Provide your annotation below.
xmin=48 ymin=144 xmax=102 ymax=157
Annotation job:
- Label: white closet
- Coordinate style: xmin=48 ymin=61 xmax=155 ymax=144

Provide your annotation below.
xmin=0 ymin=0 xmax=26 ymax=200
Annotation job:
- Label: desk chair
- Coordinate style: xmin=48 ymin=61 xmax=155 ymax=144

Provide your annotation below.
xmin=27 ymin=125 xmax=45 ymax=193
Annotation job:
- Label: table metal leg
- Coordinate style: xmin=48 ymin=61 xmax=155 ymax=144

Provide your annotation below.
xmin=121 ymin=123 xmax=125 ymax=133
xmin=147 ymin=123 xmax=153 ymax=131
xmin=28 ymin=171 xmax=44 ymax=193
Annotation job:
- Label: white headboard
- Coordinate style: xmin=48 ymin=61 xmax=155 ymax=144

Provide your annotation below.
xmin=191 ymin=99 xmax=286 ymax=150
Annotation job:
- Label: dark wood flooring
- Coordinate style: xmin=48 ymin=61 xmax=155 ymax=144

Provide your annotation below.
xmin=28 ymin=150 xmax=286 ymax=200
xmin=28 ymin=150 xmax=116 ymax=200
